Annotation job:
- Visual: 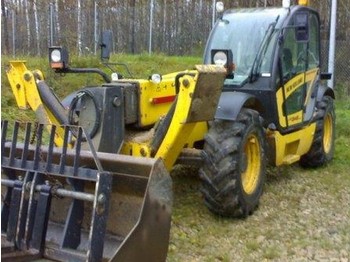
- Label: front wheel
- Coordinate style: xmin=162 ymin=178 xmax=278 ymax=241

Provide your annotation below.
xmin=300 ymin=96 xmax=335 ymax=167
xmin=199 ymin=109 xmax=266 ymax=218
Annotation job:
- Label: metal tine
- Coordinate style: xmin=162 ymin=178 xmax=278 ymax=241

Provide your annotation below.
xmin=87 ymin=172 xmax=112 ymax=262
xmin=25 ymin=172 xmax=44 ymax=248
xmin=46 ymin=125 xmax=56 ymax=173
xmin=21 ymin=122 xmax=32 ymax=169
xmin=9 ymin=121 xmax=20 ymax=165
xmin=1 ymin=186 xmax=12 ymax=232
xmin=1 ymin=120 xmax=9 ymax=157
xmin=1 ymin=168 xmax=16 ymax=233
xmin=61 ymin=179 xmax=85 ymax=249
xmin=16 ymin=171 xmax=34 ymax=249
xmin=33 ymin=124 xmax=44 ymax=170
xmin=31 ymin=181 xmax=52 ymax=252
xmin=7 ymin=178 xmax=23 ymax=242
xmin=73 ymin=127 xmax=83 ymax=176
xmin=59 ymin=126 xmax=70 ymax=174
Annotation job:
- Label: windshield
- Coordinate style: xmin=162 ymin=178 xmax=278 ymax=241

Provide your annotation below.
xmin=204 ymin=8 xmax=288 ymax=85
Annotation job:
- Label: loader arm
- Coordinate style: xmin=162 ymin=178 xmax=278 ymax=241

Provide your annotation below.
xmin=153 ymin=65 xmax=227 ymax=169
xmin=6 ymin=61 xmax=68 ymax=147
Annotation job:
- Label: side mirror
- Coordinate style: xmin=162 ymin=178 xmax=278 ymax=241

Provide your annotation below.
xmin=100 ymin=30 xmax=113 ymax=61
xmin=321 ymin=72 xmax=332 ymax=80
xmin=295 ymin=12 xmax=309 ymax=42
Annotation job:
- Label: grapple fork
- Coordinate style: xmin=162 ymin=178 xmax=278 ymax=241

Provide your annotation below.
xmin=1 ymin=120 xmax=172 ymax=261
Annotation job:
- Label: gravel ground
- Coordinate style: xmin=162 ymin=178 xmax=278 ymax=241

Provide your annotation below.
xmin=167 ymin=163 xmax=350 ymax=262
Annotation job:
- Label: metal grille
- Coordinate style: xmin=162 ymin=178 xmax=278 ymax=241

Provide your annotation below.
xmin=1 ymin=120 xmax=112 ymax=261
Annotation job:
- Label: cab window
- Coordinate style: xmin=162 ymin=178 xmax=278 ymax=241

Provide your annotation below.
xmin=307 ymin=13 xmax=320 ymax=70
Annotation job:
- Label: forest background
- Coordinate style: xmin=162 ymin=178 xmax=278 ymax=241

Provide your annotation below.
xmin=1 ymin=0 xmax=349 ymax=88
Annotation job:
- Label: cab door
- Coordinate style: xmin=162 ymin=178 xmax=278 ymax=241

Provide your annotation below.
xmin=276 ymin=10 xmax=320 ymax=130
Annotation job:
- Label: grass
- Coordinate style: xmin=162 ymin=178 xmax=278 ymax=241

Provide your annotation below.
xmin=1 ymin=54 xmax=350 ymax=261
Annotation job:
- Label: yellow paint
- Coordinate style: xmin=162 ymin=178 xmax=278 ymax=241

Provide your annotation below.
xmin=6 ymin=61 xmax=68 ymax=147
xmin=184 ymin=122 xmax=208 ymax=147
xmin=276 ymin=73 xmax=305 ymax=127
xmin=121 ymin=66 xmax=225 ymax=170
xmin=7 ymin=61 xmax=32 ymax=109
xmin=298 ymin=0 xmax=309 ymax=6
xmin=276 ymin=68 xmax=319 ymax=128
xmin=242 ymin=134 xmax=261 ymax=194
xmin=154 ymin=73 xmax=200 ymax=169
xmin=268 ymin=123 xmax=316 ymax=166
xmin=134 ymin=72 xmax=179 ymax=127
xmin=323 ymin=112 xmax=333 ymax=154
xmin=154 ymin=66 xmax=226 ymax=170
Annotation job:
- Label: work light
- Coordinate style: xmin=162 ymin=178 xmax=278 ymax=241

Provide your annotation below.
xmin=211 ymin=49 xmax=234 ymax=76
xmin=150 ymin=74 xmax=162 ymax=84
xmin=216 ymin=2 xmax=224 ymax=13
xmin=49 ymin=46 xmax=69 ymax=69
xmin=212 ymin=51 xmax=228 ymax=66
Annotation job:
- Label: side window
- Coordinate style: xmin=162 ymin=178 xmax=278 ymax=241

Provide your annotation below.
xmin=281 ymin=28 xmax=297 ymax=82
xmin=281 ymin=28 xmax=307 ymax=83
xmin=308 ymin=14 xmax=320 ymax=70
xmin=278 ymin=12 xmax=309 ymax=123
xmin=284 ymin=86 xmax=305 ymax=116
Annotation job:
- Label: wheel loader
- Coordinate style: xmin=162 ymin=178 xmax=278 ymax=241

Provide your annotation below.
xmin=1 ymin=1 xmax=335 ymax=261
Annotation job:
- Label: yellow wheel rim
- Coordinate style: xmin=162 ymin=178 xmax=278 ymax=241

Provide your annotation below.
xmin=241 ymin=134 xmax=261 ymax=195
xmin=323 ymin=113 xmax=333 ymax=154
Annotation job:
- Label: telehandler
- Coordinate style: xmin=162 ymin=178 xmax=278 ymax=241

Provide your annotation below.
xmin=1 ymin=1 xmax=335 ymax=261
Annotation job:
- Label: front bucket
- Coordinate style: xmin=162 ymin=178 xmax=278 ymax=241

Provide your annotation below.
xmin=1 ymin=121 xmax=172 ymax=262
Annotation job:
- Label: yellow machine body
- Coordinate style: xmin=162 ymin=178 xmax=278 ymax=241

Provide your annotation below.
xmin=2 ymin=2 xmax=335 ymax=260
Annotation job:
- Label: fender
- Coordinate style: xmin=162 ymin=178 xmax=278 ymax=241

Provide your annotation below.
xmin=317 ymin=84 xmax=335 ymax=101
xmin=214 ymin=91 xmax=263 ymax=121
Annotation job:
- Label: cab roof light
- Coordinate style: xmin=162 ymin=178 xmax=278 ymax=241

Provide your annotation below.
xmin=298 ymin=0 xmax=309 ymax=6
xmin=282 ymin=0 xmax=291 ymax=8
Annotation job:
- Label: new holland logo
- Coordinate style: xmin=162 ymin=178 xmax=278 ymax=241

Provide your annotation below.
xmin=286 ymin=77 xmax=303 ymax=94
xmin=289 ymin=115 xmax=301 ymax=122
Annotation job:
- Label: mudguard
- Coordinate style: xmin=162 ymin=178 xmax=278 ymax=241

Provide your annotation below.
xmin=317 ymin=84 xmax=335 ymax=101
xmin=214 ymin=91 xmax=263 ymax=121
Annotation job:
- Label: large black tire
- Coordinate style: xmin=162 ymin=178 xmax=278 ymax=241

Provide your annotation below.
xmin=300 ymin=96 xmax=335 ymax=167
xmin=199 ymin=109 xmax=266 ymax=218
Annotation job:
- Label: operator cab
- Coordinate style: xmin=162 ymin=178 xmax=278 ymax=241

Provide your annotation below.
xmin=204 ymin=7 xmax=289 ymax=85
xmin=204 ymin=4 xmax=326 ymax=133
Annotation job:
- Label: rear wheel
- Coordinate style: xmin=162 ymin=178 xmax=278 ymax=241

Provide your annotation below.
xmin=300 ymin=96 xmax=335 ymax=167
xmin=199 ymin=109 xmax=266 ymax=218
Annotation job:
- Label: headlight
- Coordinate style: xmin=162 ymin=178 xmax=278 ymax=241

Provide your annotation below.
xmin=50 ymin=49 xmax=62 ymax=62
xmin=111 ymin=73 xmax=119 ymax=81
xmin=150 ymin=74 xmax=162 ymax=84
xmin=212 ymin=51 xmax=228 ymax=66
xmin=49 ymin=46 xmax=69 ymax=69
xmin=211 ymin=49 xmax=235 ymax=77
